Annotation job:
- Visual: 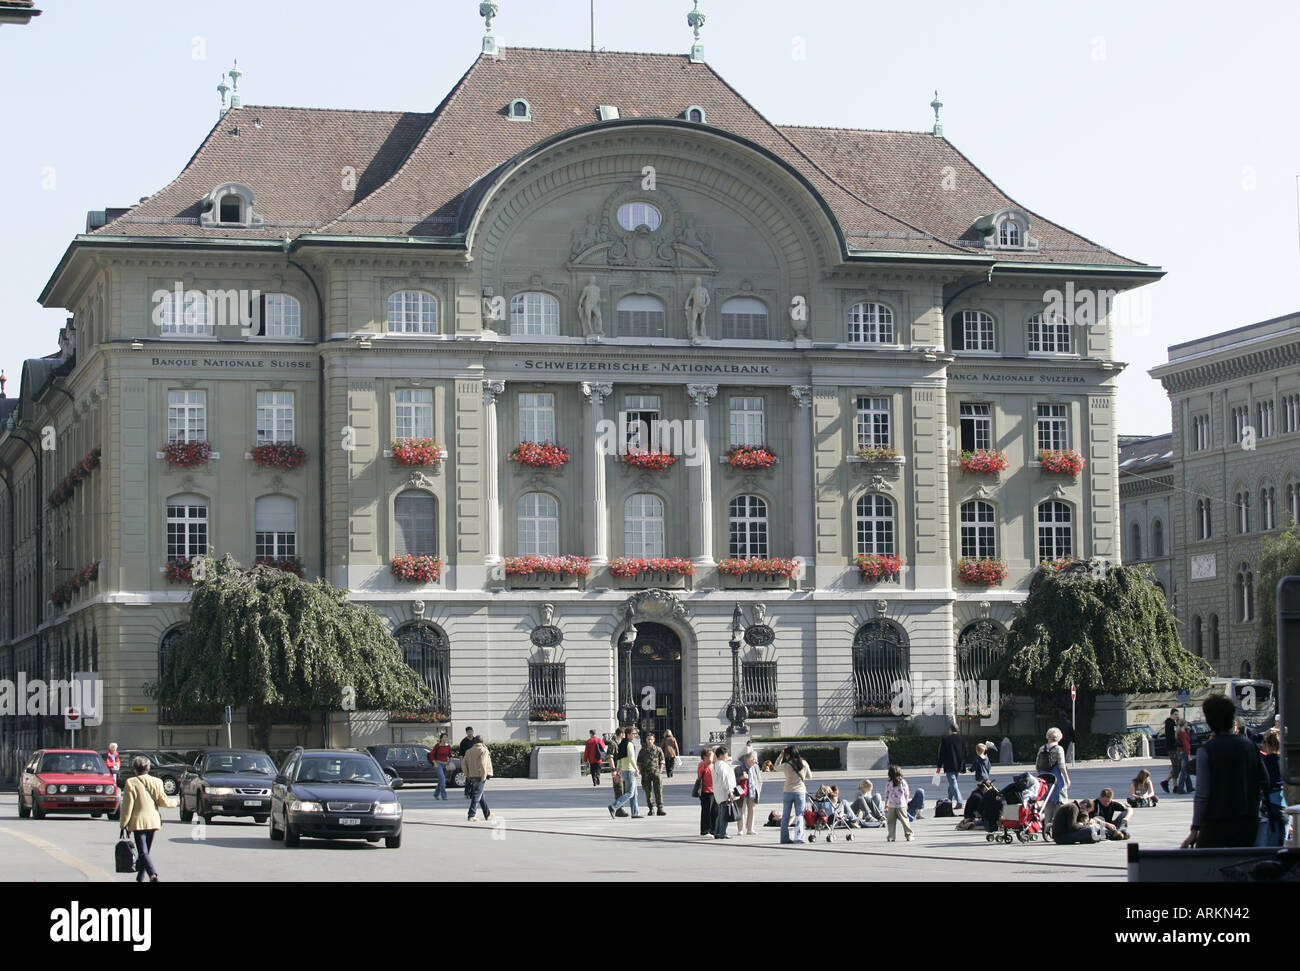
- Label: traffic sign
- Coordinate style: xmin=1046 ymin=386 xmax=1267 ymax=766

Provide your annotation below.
xmin=64 ymin=707 xmax=80 ymax=731
xmin=1177 ymin=689 xmax=1191 ymax=703
xmin=1070 ymin=685 xmax=1077 ymax=701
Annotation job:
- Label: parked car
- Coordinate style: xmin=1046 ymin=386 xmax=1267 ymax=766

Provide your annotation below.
xmin=18 ymin=749 xmax=119 ymax=820
xmin=179 ymin=749 xmax=277 ymax=824
xmin=270 ymin=748 xmax=403 ymax=848
xmin=109 ymin=750 xmax=190 ymax=797
xmin=366 ymin=744 xmax=464 ymax=787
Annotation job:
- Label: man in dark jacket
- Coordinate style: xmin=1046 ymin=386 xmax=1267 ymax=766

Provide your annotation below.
xmin=1183 ymin=695 xmax=1268 ymax=849
xmin=458 ymin=726 xmax=476 ymax=759
xmin=1161 ymin=708 xmax=1179 ymax=792
xmin=1053 ymin=799 xmax=1101 ymax=844
xmin=936 ymin=724 xmax=968 ymax=808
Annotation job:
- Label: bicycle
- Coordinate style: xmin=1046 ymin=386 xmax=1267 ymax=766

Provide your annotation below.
xmin=1106 ymin=733 xmax=1128 ymax=761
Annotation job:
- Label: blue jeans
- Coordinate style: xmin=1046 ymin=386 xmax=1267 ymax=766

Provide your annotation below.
xmin=465 ymin=778 xmax=489 ymax=818
xmin=611 ymin=770 xmax=640 ymax=815
xmin=713 ymin=798 xmax=733 ymax=837
xmin=909 ymin=788 xmax=925 ymax=817
xmin=1174 ymin=752 xmax=1193 ymax=794
xmin=781 ymin=791 xmax=806 ymax=843
xmin=434 ymin=762 xmax=447 ymax=799
xmin=946 ymin=772 xmax=962 ymax=804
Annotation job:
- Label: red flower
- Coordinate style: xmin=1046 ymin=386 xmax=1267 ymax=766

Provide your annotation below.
xmin=957 ymin=557 xmax=1009 ymax=585
xmin=165 ymin=559 xmax=194 ymax=584
xmin=959 ymin=449 xmax=1009 ymax=474
xmin=249 ymin=442 xmax=308 ymax=470
xmin=621 ymin=450 xmax=678 ymax=472
xmin=725 ymin=445 xmax=777 ymax=470
xmin=529 ymin=708 xmax=567 ymax=722
xmin=717 ymin=557 xmax=799 ymax=578
xmin=389 ymin=439 xmax=445 ymax=467
xmin=48 ymin=446 xmax=103 ymax=508
xmin=255 ymin=555 xmax=305 ymax=577
xmin=162 ymin=440 xmax=213 ymax=468
xmin=609 ymin=557 xmax=695 ymax=578
xmin=503 ymin=555 xmax=591 ymax=578
xmin=389 ymin=554 xmax=443 ymax=583
xmin=1039 ymin=556 xmax=1079 ymax=572
xmin=1038 ymin=449 xmax=1085 ymax=476
xmin=855 ymin=554 xmax=902 ymax=581
xmin=509 ymin=442 xmax=570 ymax=469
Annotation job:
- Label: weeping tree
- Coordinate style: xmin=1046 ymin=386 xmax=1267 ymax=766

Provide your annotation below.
xmin=1255 ymin=522 xmax=1300 ymax=684
xmin=989 ymin=562 xmax=1211 ymax=733
xmin=149 ymin=555 xmax=429 ymax=750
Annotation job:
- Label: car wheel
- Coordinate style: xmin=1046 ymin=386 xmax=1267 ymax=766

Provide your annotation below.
xmin=284 ymin=820 xmax=300 ymax=847
xmin=162 ymin=776 xmax=179 ymax=797
xmin=254 ymin=815 xmax=268 ymax=825
xmin=269 ymin=809 xmax=283 ymax=841
xmin=453 ymin=770 xmax=467 ymax=788
xmin=91 ymin=812 xmax=103 ymax=819
xmin=179 ymin=797 xmax=193 ymax=823
xmin=385 ymin=832 xmax=402 ymax=849
xmin=107 ymin=809 xmax=120 ymax=821
xmin=31 ymin=797 xmax=45 ymax=820
xmin=18 ymin=794 xmax=30 ymax=819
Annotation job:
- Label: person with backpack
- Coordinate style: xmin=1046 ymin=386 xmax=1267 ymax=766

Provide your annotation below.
xmin=583 ymin=729 xmax=607 ymax=787
xmin=1037 ymin=727 xmax=1070 ymax=837
xmin=936 ymin=723 xmax=967 ymax=808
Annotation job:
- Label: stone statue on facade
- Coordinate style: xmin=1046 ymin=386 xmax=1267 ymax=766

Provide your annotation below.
xmin=578 ymin=276 xmax=604 ymax=338
xmin=571 ymin=215 xmax=606 ymax=259
xmin=685 ymin=276 xmax=710 ymax=342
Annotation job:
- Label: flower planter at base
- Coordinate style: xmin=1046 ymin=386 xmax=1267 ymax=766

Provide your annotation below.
xmin=612 ymin=572 xmax=688 ymax=590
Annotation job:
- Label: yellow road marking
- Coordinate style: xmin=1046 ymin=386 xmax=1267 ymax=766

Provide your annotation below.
xmin=0 ymin=825 xmax=115 ymax=882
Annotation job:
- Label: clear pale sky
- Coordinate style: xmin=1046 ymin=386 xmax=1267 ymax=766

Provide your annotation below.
xmin=1 ymin=0 xmax=1296 ymax=435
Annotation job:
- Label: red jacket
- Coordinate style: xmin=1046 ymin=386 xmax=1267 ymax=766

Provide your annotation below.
xmin=583 ymin=736 xmax=606 ymax=764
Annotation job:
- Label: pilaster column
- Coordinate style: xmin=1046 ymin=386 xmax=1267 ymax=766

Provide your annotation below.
xmin=483 ymin=380 xmax=505 ymax=566
xmin=582 ymin=382 xmax=613 ymax=566
xmin=687 ymin=384 xmax=718 ymax=565
xmin=790 ymin=386 xmax=815 ymax=574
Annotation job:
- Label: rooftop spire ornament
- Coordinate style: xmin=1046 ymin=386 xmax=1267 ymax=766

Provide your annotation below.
xmin=217 ymin=73 xmax=230 ymax=118
xmin=228 ymin=60 xmax=242 ymax=110
xmin=687 ymin=0 xmax=706 ymax=63
xmin=480 ymin=1 xmax=500 ymax=56
xmin=930 ymin=89 xmax=943 ymax=137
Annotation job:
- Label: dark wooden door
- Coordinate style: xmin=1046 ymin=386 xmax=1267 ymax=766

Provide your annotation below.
xmin=622 ymin=622 xmax=683 ymax=746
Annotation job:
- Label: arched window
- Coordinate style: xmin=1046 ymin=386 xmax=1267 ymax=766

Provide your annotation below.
xmin=517 ymin=492 xmax=559 ymax=556
xmin=1241 ymin=659 xmax=1253 ymax=678
xmin=616 ymin=202 xmax=661 ymax=232
xmin=1193 ymin=616 xmax=1203 ymax=657
xmin=260 ymin=293 xmax=301 ymax=338
xmin=154 ymin=289 xmax=213 ymax=336
xmin=1152 ymin=520 xmax=1164 ymax=557
xmin=728 ymin=495 xmax=769 ymax=558
xmin=848 ymin=302 xmax=895 ymax=344
xmin=1262 ymin=487 xmax=1276 ymax=531
xmin=1289 ymin=483 xmax=1300 ymax=523
xmin=386 ymin=290 xmax=439 ymax=334
xmin=158 ymin=625 xmax=188 ymax=684
xmin=166 ymin=494 xmax=208 ymax=562
xmin=1210 ymin=614 xmax=1220 ymax=660
xmin=1027 ymin=312 xmax=1072 ymax=354
xmin=1238 ymin=564 xmax=1254 ymax=623
xmin=720 ymin=297 xmax=769 ymax=340
xmin=998 ymin=217 xmax=1021 ymax=247
xmin=393 ymin=622 xmax=450 ymax=716
xmin=510 ymin=292 xmax=560 ymax=336
xmin=1038 ymin=501 xmax=1073 ymax=561
xmin=855 ymin=494 xmax=895 ymax=556
xmin=953 ymin=310 xmax=995 ymax=352
xmin=617 ymin=294 xmax=666 ymax=338
xmin=1197 ymin=499 xmax=1211 ymax=540
xmin=219 ymin=195 xmax=244 ymax=223
xmin=624 ymin=493 xmax=666 ymax=558
xmin=1130 ymin=522 xmax=1142 ymax=560
xmin=509 ymin=99 xmax=531 ymax=120
xmin=1236 ymin=492 xmax=1251 ymax=534
xmin=956 ymin=620 xmax=1007 ymax=684
xmin=852 ymin=620 xmax=909 ymax=714
xmin=959 ymin=500 xmax=996 ymax=559
xmin=254 ymin=495 xmax=297 ymax=559
xmin=684 ymin=106 xmax=706 ymax=123
xmin=394 ymin=490 xmax=437 ymax=556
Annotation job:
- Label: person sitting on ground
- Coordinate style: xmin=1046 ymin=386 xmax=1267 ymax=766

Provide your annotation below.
xmin=1128 ymin=769 xmax=1159 ymax=807
xmin=1052 ymin=798 xmax=1102 ymax=845
xmin=850 ymin=780 xmax=886 ymax=824
xmin=956 ymin=779 xmax=994 ymax=830
xmin=1093 ymin=788 xmax=1131 ymax=840
xmin=827 ymin=785 xmax=860 ymax=828
xmin=764 ymin=809 xmax=782 ymax=827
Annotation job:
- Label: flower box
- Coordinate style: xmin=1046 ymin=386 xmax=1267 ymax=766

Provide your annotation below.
xmin=390 ymin=554 xmax=443 ymax=583
xmin=1039 ymin=556 xmax=1080 ymax=572
xmin=249 ymin=442 xmax=308 ymax=471
xmin=725 ymin=445 xmax=777 ymax=470
xmin=50 ymin=446 xmax=103 ymax=508
xmin=161 ymin=440 xmax=213 ymax=468
xmin=620 ymin=450 xmax=678 ymax=472
xmin=528 ymin=708 xmax=567 ymax=723
xmin=504 ymin=555 xmax=591 ymax=579
xmin=855 ymin=554 xmax=902 ymax=582
xmin=853 ymin=705 xmax=898 ymax=718
xmin=1038 ymin=449 xmax=1085 ymax=476
xmin=388 ymin=438 xmax=445 ymax=467
xmin=165 ymin=559 xmax=194 ymax=584
xmin=389 ymin=710 xmax=451 ymax=724
xmin=255 ymin=555 xmax=305 ymax=577
xmin=509 ymin=442 xmax=570 ymax=469
xmin=51 ymin=559 xmax=101 ymax=608
xmin=609 ymin=557 xmax=694 ymax=578
xmin=958 ymin=449 xmax=1009 ymax=474
xmin=855 ymin=445 xmax=900 ymax=462
xmin=956 ymin=557 xmax=1009 ymax=585
xmin=717 ymin=557 xmax=799 ymax=580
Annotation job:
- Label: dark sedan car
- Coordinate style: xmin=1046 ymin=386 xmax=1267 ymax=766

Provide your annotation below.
xmin=366 ymin=744 xmax=464 ymax=788
xmin=111 ymin=750 xmax=191 ymax=797
xmin=270 ymin=748 xmax=403 ymax=848
xmin=1139 ymin=721 xmax=1212 ymax=757
xmin=179 ymin=749 xmax=277 ymax=823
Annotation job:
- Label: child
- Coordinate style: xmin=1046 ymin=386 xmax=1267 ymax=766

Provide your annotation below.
xmin=851 ymin=780 xmax=886 ymax=824
xmin=972 ymin=742 xmax=992 ymax=784
xmin=1127 ymin=768 xmax=1159 ymax=808
xmin=883 ymin=764 xmax=914 ymax=842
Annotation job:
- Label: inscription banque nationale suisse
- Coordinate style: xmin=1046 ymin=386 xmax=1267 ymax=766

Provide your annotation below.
xmin=149 ymin=357 xmax=313 ymax=369
xmin=516 ymin=360 xmax=778 ymax=374
xmin=949 ymin=370 xmax=1086 ymax=384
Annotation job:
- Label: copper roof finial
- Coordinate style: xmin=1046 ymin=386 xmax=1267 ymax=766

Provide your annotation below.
xmin=930 ymin=90 xmax=944 ymax=137
xmin=229 ymin=60 xmax=242 ymax=109
xmin=688 ymin=1 xmax=706 ymax=62
xmin=217 ymin=73 xmax=231 ymax=118
xmin=0 ymin=370 xmax=6 ymax=398
xmin=480 ymin=1 xmax=500 ymax=56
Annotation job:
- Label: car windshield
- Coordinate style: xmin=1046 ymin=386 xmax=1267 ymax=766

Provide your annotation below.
xmin=203 ymin=754 xmax=276 ymax=775
xmin=295 ymin=756 xmax=384 ymax=784
xmin=154 ymin=751 xmax=187 ymax=765
xmin=39 ymin=753 xmax=107 ymax=774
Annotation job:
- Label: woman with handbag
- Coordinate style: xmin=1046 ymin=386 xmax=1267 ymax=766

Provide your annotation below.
xmin=775 ymin=745 xmax=813 ymax=844
xmin=710 ymin=746 xmax=737 ymax=839
xmin=695 ymin=748 xmax=716 ymax=836
xmin=117 ymin=755 xmax=177 ymax=882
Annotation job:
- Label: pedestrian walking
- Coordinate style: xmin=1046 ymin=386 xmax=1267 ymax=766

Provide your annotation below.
xmin=609 ymin=728 xmax=629 ymax=814
xmin=740 ymin=752 xmax=762 ymax=834
xmin=774 ymin=745 xmax=812 ymax=844
xmin=638 ymin=732 xmax=667 ymax=815
xmin=583 ymin=729 xmax=607 ymax=787
xmin=462 ymin=735 xmax=493 ymax=822
xmin=458 ymin=726 xmax=476 ymax=759
xmin=1183 ymin=695 xmax=1268 ymax=849
xmin=662 ymin=730 xmax=680 ymax=778
xmin=1160 ymin=708 xmax=1179 ymax=792
xmin=430 ymin=732 xmax=452 ymax=800
xmin=608 ymin=730 xmax=643 ymax=818
xmin=936 ymin=723 xmax=967 ymax=807
xmin=695 ymin=748 xmax=716 ymax=835
xmin=883 ymin=764 xmax=914 ymax=842
xmin=117 ymin=756 xmax=177 ymax=882
xmin=1173 ymin=720 xmax=1194 ymax=794
xmin=1036 ymin=727 xmax=1070 ymax=836
xmin=711 ymin=746 xmax=737 ymax=839
xmin=1257 ymin=729 xmax=1287 ymax=847
xmin=1055 ymin=709 xmax=1077 ymax=764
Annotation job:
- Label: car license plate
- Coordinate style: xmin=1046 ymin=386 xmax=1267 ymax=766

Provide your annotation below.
xmin=74 ymin=796 xmax=91 ymax=802
xmin=244 ymin=800 xmax=261 ymax=806
xmin=339 ymin=817 xmax=361 ymax=826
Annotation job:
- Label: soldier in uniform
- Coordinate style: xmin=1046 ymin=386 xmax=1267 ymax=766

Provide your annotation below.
xmin=638 ymin=731 xmax=667 ymax=816
xmin=609 ymin=728 xmax=629 ymax=815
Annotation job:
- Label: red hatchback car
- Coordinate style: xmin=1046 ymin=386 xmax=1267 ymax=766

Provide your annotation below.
xmin=18 ymin=748 xmax=120 ymax=819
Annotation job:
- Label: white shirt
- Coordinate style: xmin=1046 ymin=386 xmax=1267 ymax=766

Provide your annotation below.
xmin=712 ymin=759 xmax=737 ymax=804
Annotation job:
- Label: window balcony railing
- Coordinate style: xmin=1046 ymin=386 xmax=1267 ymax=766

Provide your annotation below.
xmin=529 ymin=661 xmax=566 ymax=723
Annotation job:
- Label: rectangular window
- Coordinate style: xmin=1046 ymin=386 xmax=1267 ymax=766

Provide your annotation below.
xmin=623 ymin=395 xmax=661 ymax=451
xmin=255 ymin=530 xmax=297 ymax=558
xmin=855 ymin=396 xmax=891 ymax=449
xmin=1028 ymin=317 xmax=1072 ymax=354
xmin=960 ymin=508 xmax=996 ymax=559
xmin=256 ymin=391 xmax=295 ymax=444
xmin=1192 ymin=414 xmax=1211 ymax=451
xmin=166 ymin=501 xmax=208 ymax=560
xmin=728 ymin=397 xmax=765 ymax=446
xmin=1036 ymin=404 xmax=1069 ymax=452
xmin=395 ymin=389 xmax=434 ymax=440
xmin=167 ymin=391 xmax=206 ymax=443
xmin=618 ymin=308 xmax=665 ymax=338
xmin=721 ymin=311 xmax=770 ymax=341
xmin=959 ymin=403 xmax=992 ymax=452
xmin=1257 ymin=400 xmax=1275 ymax=439
xmin=741 ymin=660 xmax=778 ymax=718
xmin=1231 ymin=405 xmax=1249 ymax=443
xmin=518 ymin=393 xmax=556 ymax=443
xmin=255 ymin=496 xmax=297 ymax=558
xmin=1283 ymin=395 xmax=1300 ymax=434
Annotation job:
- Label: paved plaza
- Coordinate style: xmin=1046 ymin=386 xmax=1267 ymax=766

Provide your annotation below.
xmin=1 ymin=759 xmax=1193 ymax=881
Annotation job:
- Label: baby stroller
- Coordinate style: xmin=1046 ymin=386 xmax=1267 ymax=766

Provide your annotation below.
xmin=987 ymin=772 xmax=1052 ymax=844
xmin=805 ymin=785 xmax=855 ymax=843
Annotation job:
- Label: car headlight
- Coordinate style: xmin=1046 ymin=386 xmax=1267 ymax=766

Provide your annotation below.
xmin=58 ymin=784 xmax=69 ymax=794
xmin=289 ymin=799 xmax=322 ymax=813
xmin=44 ymin=783 xmax=58 ymax=795
xmin=374 ymin=801 xmax=403 ymax=817
xmin=95 ymin=785 xmax=105 ymax=794
xmin=206 ymin=787 xmax=234 ymax=796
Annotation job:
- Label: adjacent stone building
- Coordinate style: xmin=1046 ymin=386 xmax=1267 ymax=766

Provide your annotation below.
xmin=0 ymin=25 xmax=1162 ymax=772
xmin=1118 ymin=433 xmax=1175 ymax=600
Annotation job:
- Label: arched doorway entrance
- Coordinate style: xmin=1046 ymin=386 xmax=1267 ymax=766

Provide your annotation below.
xmin=621 ymin=622 xmax=683 ymax=745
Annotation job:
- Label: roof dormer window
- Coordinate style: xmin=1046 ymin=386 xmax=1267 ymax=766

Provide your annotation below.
xmin=684 ymin=106 xmax=707 ymax=124
xmin=997 ymin=217 xmax=1021 ymax=247
xmin=200 ymin=181 xmax=263 ymax=229
xmin=220 ymin=195 xmax=244 ymax=223
xmin=508 ymin=99 xmax=532 ymax=121
xmin=597 ymin=105 xmax=620 ymax=121
xmin=974 ymin=207 xmax=1037 ymax=251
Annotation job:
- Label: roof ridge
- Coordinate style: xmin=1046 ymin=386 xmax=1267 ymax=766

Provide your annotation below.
xmin=777 ymin=123 xmax=931 ymax=136
xmin=235 ymin=104 xmax=433 ymax=116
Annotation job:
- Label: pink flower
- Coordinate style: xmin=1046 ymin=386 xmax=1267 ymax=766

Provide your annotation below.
xmin=725 ymin=445 xmax=777 ymax=470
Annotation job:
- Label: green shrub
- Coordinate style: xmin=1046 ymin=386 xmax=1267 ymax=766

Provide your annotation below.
xmin=752 ymin=734 xmax=874 ymax=742
xmin=758 ymin=745 xmax=840 ymax=771
xmin=485 ymin=742 xmax=534 ymax=778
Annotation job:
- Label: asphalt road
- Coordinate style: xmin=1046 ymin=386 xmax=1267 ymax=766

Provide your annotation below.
xmin=0 ymin=759 xmax=1194 ymax=882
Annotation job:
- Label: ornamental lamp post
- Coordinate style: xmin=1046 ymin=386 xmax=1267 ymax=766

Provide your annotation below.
xmin=617 ymin=623 xmax=639 ymax=728
xmin=726 ymin=604 xmax=748 ymax=735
